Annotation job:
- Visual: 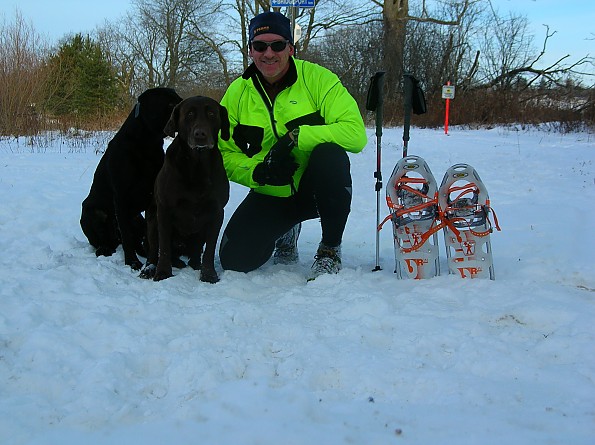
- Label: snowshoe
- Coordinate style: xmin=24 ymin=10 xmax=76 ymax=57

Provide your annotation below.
xmin=379 ymin=155 xmax=440 ymax=279
xmin=438 ymin=164 xmax=501 ymax=280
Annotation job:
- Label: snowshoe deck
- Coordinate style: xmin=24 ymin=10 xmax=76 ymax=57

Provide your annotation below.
xmin=381 ymin=156 xmax=440 ymax=279
xmin=438 ymin=164 xmax=500 ymax=279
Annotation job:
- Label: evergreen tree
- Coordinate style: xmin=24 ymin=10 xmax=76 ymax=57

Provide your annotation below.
xmin=46 ymin=34 xmax=119 ymax=118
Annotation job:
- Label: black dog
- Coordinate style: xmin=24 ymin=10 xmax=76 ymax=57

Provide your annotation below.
xmin=140 ymin=96 xmax=230 ymax=283
xmin=80 ymin=87 xmax=183 ymax=270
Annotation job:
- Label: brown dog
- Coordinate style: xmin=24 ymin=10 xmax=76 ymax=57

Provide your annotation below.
xmin=140 ymin=96 xmax=230 ymax=283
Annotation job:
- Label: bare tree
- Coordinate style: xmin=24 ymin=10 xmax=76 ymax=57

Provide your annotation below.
xmin=0 ymin=10 xmax=51 ymax=135
xmin=483 ymin=23 xmax=592 ymax=90
xmin=477 ymin=11 xmax=534 ymax=89
xmin=370 ymin=0 xmax=473 ymax=99
xmin=100 ymin=0 xmax=225 ymax=95
xmin=307 ymin=21 xmax=383 ymax=104
xmin=96 ymin=22 xmax=136 ymax=98
xmin=225 ymin=0 xmax=264 ymax=70
xmin=290 ymin=0 xmax=380 ymax=55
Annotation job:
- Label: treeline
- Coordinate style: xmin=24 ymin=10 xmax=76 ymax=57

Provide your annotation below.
xmin=1 ymin=0 xmax=593 ymax=136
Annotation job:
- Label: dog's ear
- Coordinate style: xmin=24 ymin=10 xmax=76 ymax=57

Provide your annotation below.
xmin=164 ymin=103 xmax=179 ymax=137
xmin=134 ymin=89 xmax=150 ymax=118
xmin=219 ymin=105 xmax=230 ymax=141
xmin=137 ymin=89 xmax=148 ymax=102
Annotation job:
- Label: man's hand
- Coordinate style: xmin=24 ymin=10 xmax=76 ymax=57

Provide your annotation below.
xmin=253 ymin=133 xmax=298 ymax=186
xmin=268 ymin=132 xmax=295 ymax=162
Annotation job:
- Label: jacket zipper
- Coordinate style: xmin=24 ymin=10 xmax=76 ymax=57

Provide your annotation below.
xmin=253 ymin=76 xmax=281 ymax=139
xmin=253 ymin=74 xmax=297 ymax=195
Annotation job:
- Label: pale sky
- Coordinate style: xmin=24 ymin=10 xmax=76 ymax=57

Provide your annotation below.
xmin=3 ymin=0 xmax=131 ymax=39
xmin=2 ymin=0 xmax=593 ymax=75
xmin=493 ymin=0 xmax=593 ymax=71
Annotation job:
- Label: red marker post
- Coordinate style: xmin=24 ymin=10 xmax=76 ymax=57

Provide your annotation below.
xmin=442 ymin=82 xmax=455 ymax=135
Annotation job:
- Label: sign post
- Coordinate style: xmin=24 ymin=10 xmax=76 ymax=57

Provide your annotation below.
xmin=442 ymin=82 xmax=455 ymax=135
xmin=271 ymin=0 xmax=315 ymax=44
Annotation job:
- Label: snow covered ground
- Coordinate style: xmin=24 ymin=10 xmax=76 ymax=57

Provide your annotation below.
xmin=0 ymin=126 xmax=593 ymax=444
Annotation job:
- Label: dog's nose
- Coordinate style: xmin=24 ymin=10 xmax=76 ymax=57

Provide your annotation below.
xmin=194 ymin=128 xmax=207 ymax=140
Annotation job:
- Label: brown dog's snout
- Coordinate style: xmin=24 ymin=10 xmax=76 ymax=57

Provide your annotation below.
xmin=188 ymin=125 xmax=214 ymax=149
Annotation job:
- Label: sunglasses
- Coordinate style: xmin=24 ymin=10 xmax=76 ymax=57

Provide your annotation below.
xmin=251 ymin=40 xmax=290 ymax=53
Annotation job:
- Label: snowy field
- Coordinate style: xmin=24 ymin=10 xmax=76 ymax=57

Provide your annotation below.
xmin=0 ymin=126 xmax=593 ymax=444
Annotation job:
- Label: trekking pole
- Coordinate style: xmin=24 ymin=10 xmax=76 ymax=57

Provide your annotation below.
xmin=402 ymin=73 xmax=414 ymax=158
xmin=402 ymin=73 xmax=427 ymax=157
xmin=366 ymin=71 xmax=386 ymax=271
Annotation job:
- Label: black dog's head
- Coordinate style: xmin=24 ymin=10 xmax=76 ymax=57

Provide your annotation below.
xmin=135 ymin=87 xmax=183 ymax=135
xmin=164 ymin=96 xmax=230 ymax=150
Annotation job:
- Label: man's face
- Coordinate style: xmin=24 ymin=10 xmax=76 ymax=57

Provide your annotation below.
xmin=249 ymin=33 xmax=294 ymax=84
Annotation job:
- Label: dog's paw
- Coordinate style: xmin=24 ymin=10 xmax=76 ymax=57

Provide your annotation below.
xmin=95 ymin=246 xmax=116 ymax=257
xmin=200 ymin=268 xmax=219 ymax=284
xmin=126 ymin=257 xmax=144 ymax=271
xmin=188 ymin=257 xmax=202 ymax=271
xmin=172 ymin=257 xmax=187 ymax=269
xmin=154 ymin=270 xmax=173 ymax=281
xmin=139 ymin=264 xmax=156 ymax=279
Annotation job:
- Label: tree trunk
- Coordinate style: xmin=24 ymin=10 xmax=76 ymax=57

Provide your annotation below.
xmin=383 ymin=0 xmax=408 ymax=100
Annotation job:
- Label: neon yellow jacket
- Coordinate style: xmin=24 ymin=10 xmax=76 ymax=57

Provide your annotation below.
xmin=219 ymin=58 xmax=367 ymax=197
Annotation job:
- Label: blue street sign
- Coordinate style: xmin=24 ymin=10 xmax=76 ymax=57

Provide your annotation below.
xmin=271 ymin=0 xmax=315 ymax=7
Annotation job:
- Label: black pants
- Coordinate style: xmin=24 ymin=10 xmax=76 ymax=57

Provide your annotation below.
xmin=220 ymin=143 xmax=352 ymax=272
